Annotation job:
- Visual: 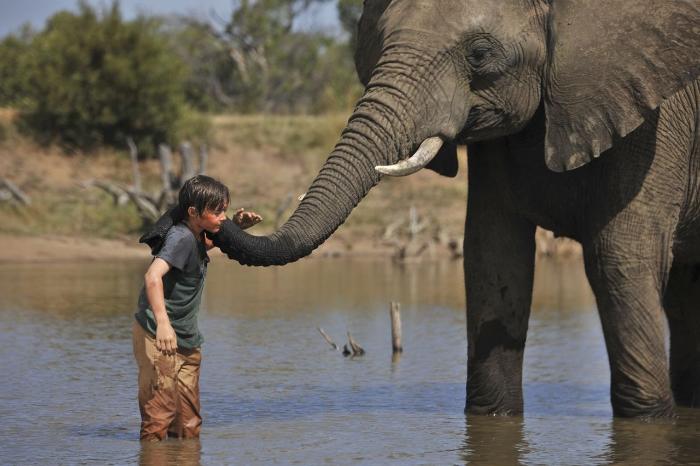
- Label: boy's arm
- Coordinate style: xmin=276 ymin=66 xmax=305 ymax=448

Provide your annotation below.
xmin=144 ymin=258 xmax=177 ymax=355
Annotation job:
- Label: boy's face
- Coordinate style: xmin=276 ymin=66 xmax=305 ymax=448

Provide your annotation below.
xmin=190 ymin=204 xmax=228 ymax=233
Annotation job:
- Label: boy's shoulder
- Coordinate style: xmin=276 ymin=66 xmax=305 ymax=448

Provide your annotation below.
xmin=163 ymin=223 xmax=197 ymax=248
xmin=157 ymin=223 xmax=201 ymax=270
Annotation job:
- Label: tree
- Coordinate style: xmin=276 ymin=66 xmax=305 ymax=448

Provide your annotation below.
xmin=0 ymin=25 xmax=34 ymax=106
xmin=17 ymin=1 xmax=189 ymax=153
xmin=189 ymin=0 xmax=361 ymax=113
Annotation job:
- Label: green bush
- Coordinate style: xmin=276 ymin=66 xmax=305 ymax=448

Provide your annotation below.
xmin=0 ymin=26 xmax=34 ymax=107
xmin=16 ymin=1 xmax=189 ymax=154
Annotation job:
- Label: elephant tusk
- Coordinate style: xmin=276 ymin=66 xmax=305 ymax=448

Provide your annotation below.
xmin=375 ymin=137 xmax=444 ymax=176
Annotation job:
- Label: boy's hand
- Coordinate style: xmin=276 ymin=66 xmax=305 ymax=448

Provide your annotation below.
xmin=155 ymin=321 xmax=178 ymax=355
xmin=232 ymin=208 xmax=262 ymax=230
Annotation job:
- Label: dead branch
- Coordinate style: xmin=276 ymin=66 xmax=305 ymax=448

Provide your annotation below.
xmin=344 ymin=331 xmax=365 ymax=357
xmin=0 ymin=178 xmax=31 ymax=205
xmin=382 ymin=217 xmax=404 ymax=240
xmin=82 ymin=179 xmax=129 ymax=206
xmin=126 ymin=190 xmax=160 ymax=222
xmin=408 ymin=205 xmax=428 ymax=239
xmin=317 ymin=327 xmax=339 ymax=351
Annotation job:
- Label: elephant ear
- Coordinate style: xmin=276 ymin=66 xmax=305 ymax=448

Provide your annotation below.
xmin=544 ymin=0 xmax=700 ymax=171
xmin=425 ymin=141 xmax=459 ymax=177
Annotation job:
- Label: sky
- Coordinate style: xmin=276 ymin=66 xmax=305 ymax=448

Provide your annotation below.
xmin=0 ymin=0 xmax=340 ymax=37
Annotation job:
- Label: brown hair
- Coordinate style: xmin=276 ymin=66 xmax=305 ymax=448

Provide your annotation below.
xmin=178 ymin=175 xmax=230 ymax=217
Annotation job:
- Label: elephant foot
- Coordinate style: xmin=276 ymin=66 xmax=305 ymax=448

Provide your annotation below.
xmin=611 ymin=394 xmax=676 ymax=419
xmin=464 ymin=403 xmax=523 ymax=416
xmin=465 ymin=385 xmax=524 ymax=416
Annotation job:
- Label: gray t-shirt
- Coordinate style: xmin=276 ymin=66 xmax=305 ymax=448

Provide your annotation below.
xmin=135 ymin=223 xmax=209 ymax=349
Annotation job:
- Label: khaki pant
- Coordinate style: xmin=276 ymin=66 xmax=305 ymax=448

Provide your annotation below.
xmin=132 ymin=321 xmax=202 ymax=441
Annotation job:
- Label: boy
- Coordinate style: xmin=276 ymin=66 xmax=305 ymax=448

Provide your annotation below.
xmin=132 ymin=175 xmax=261 ymax=441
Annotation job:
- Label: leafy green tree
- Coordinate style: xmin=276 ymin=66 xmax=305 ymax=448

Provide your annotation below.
xmin=162 ymin=18 xmax=233 ymax=113
xmin=17 ymin=1 xmax=189 ymax=153
xmin=0 ymin=25 xmax=34 ymax=106
xmin=188 ymin=0 xmax=361 ymax=113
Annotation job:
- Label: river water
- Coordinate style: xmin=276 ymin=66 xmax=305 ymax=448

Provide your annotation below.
xmin=1 ymin=256 xmax=699 ymax=465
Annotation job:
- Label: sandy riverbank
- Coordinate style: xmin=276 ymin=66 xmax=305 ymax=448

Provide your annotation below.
xmin=0 ymin=228 xmax=581 ymax=264
xmin=0 ymin=232 xmax=403 ymax=263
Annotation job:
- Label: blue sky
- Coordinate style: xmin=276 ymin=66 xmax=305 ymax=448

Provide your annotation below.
xmin=0 ymin=0 xmax=340 ymax=37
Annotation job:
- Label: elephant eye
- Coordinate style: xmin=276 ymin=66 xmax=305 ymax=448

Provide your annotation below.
xmin=468 ymin=47 xmax=489 ymax=66
xmin=466 ymin=36 xmax=506 ymax=74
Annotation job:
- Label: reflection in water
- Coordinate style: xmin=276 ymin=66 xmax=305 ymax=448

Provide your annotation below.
xmin=0 ymin=255 xmax=594 ymax=319
xmin=606 ymin=418 xmax=676 ymax=465
xmin=3 ymin=257 xmax=700 ymax=464
xmin=0 ymin=261 xmax=144 ymax=318
xmin=205 ymin=257 xmax=468 ymax=317
xmin=139 ymin=439 xmax=201 ymax=466
xmin=532 ymin=256 xmax=595 ymax=312
xmin=604 ymin=412 xmax=700 ymax=466
xmin=461 ymin=415 xmax=528 ymax=465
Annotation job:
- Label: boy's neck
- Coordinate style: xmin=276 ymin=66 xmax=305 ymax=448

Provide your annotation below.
xmin=184 ymin=218 xmax=204 ymax=241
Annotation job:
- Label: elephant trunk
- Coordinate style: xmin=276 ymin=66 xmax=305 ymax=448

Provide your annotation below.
xmin=211 ymin=49 xmax=468 ymax=266
xmin=212 ymin=94 xmax=416 ymax=266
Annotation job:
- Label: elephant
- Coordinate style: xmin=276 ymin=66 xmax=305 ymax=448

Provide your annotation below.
xmin=144 ymin=0 xmax=700 ymax=418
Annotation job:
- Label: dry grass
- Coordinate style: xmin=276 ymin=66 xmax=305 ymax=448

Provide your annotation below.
xmin=0 ymin=112 xmax=469 ymax=245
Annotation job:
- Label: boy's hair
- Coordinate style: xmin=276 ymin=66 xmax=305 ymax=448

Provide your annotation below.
xmin=178 ymin=175 xmax=230 ymax=216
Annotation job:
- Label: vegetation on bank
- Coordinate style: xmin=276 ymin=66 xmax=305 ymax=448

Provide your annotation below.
xmin=0 ymin=0 xmax=363 ymax=156
xmin=0 ymin=1 xmax=578 ymax=259
xmin=0 ymin=111 xmax=469 ymax=254
xmin=0 ymin=0 xmax=385 ymax=242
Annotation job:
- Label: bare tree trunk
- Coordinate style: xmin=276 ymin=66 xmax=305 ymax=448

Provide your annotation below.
xmin=127 ymin=137 xmax=142 ymax=192
xmin=198 ymin=144 xmax=208 ymax=175
xmin=180 ymin=142 xmax=196 ymax=182
xmin=390 ymin=302 xmax=403 ymax=354
xmin=158 ymin=144 xmax=176 ymax=207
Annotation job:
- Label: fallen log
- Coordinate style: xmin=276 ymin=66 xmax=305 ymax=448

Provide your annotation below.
xmin=81 ymin=179 xmax=129 ymax=206
xmin=0 ymin=178 xmax=30 ymax=205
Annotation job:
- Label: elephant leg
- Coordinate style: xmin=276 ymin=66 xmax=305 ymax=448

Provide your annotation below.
xmin=664 ymin=262 xmax=700 ymax=407
xmin=464 ymin=141 xmax=537 ymax=415
xmin=583 ymin=225 xmax=675 ymax=418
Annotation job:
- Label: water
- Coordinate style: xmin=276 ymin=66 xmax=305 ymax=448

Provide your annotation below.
xmin=1 ymin=256 xmax=699 ymax=465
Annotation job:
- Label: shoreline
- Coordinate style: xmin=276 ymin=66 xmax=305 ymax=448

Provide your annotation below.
xmin=0 ymin=233 xmax=400 ymax=264
xmin=0 ymin=229 xmax=582 ymax=264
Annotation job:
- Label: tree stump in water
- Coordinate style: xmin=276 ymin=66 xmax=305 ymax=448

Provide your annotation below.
xmin=390 ymin=301 xmax=403 ymax=354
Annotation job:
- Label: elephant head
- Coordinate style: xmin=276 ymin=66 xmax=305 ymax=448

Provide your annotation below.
xmin=186 ymin=0 xmax=700 ymax=266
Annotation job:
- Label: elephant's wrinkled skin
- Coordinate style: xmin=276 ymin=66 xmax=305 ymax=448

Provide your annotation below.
xmin=149 ymin=0 xmax=700 ymax=418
